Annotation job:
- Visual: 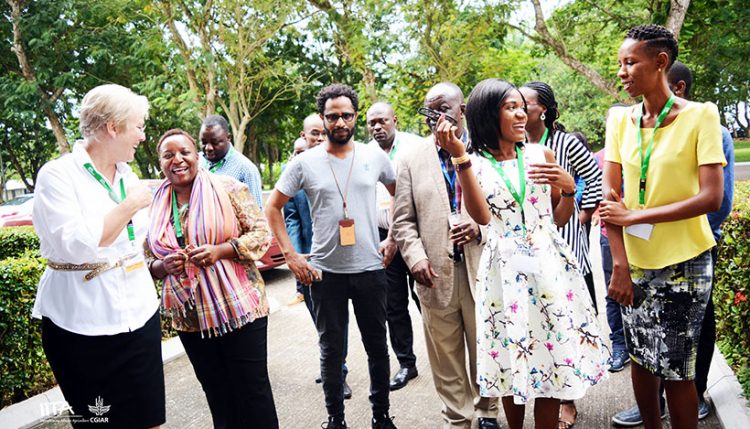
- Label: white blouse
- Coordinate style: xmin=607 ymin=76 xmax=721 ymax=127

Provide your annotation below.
xmin=31 ymin=142 xmax=158 ymax=336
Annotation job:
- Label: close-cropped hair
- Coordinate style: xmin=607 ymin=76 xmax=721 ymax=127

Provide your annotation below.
xmin=466 ymin=78 xmax=521 ymax=154
xmin=79 ymin=84 xmax=149 ymax=138
xmin=316 ymin=84 xmax=359 ymax=114
xmin=626 ymin=24 xmax=679 ymax=67
xmin=202 ymin=115 xmax=231 ymax=134
xmin=668 ymin=61 xmax=693 ymax=98
xmin=157 ymin=128 xmax=197 ymax=153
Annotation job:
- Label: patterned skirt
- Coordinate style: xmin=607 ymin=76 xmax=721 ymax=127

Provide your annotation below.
xmin=623 ymin=250 xmax=713 ymax=380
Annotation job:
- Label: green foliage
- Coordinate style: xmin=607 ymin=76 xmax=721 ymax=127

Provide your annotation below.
xmin=0 ymin=226 xmax=40 ymax=260
xmin=715 ymin=181 xmax=750 ymax=401
xmin=0 ymin=254 xmax=53 ymax=407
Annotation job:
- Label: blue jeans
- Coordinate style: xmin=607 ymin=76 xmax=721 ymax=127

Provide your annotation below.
xmin=601 ymin=233 xmax=626 ymax=353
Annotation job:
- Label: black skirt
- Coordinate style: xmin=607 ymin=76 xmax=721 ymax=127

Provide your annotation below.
xmin=42 ymin=311 xmax=166 ymax=428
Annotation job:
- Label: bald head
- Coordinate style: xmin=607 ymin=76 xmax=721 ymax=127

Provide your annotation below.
xmin=302 ymin=113 xmax=325 ymax=149
xmin=424 ymin=82 xmax=466 ymax=138
xmin=366 ymin=102 xmax=399 ymax=149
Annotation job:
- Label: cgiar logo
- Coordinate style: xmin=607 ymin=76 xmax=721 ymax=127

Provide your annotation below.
xmin=88 ymin=396 xmax=111 ymax=417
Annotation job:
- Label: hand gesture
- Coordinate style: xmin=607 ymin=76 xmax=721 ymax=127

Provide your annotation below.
xmin=125 ymin=182 xmax=152 ymax=211
xmin=434 ymin=115 xmax=465 ymax=158
xmin=187 ymin=244 xmax=221 ymax=267
xmin=162 ymin=252 xmax=188 ymax=277
xmin=287 ymin=252 xmax=319 ymax=286
xmin=599 ymin=189 xmax=633 ymax=226
xmin=450 ymin=220 xmax=480 ymax=246
xmin=411 ymin=258 xmax=439 ymax=288
xmin=527 ymin=162 xmax=576 ymax=193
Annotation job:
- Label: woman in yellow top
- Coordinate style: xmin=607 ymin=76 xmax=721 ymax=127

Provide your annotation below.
xmin=600 ymin=24 xmax=726 ymax=429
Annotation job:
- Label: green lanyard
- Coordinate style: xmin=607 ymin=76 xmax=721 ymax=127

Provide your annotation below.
xmin=636 ymin=94 xmax=675 ymax=207
xmin=388 ymin=136 xmax=399 ymax=160
xmin=171 ymin=189 xmax=185 ymax=248
xmin=83 ymin=163 xmax=135 ymax=243
xmin=539 ymin=128 xmax=549 ymax=145
xmin=483 ymin=145 xmax=527 ymax=233
xmin=208 ymin=157 xmax=226 ymax=172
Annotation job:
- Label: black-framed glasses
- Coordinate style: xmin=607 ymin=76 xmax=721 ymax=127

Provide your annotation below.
xmin=417 ymin=107 xmax=458 ymax=128
xmin=324 ymin=112 xmax=356 ymax=123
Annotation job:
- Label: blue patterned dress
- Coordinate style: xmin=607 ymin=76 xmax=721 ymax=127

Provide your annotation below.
xmin=473 ymin=143 xmax=609 ymax=404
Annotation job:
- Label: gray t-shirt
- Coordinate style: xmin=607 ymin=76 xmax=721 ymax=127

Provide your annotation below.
xmin=276 ymin=142 xmax=396 ymax=273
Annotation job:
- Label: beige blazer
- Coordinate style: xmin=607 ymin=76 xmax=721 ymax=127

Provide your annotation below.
xmin=391 ymin=136 xmax=484 ymax=310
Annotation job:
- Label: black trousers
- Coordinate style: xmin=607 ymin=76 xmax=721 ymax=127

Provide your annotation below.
xmin=379 ymin=228 xmax=419 ymax=369
xmin=310 ymin=269 xmax=390 ymax=418
xmin=178 ymin=316 xmax=278 ymax=429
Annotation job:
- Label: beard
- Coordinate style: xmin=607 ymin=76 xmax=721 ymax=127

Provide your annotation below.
xmin=326 ymin=126 xmax=354 ymax=145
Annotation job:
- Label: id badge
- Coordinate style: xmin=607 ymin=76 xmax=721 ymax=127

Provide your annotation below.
xmin=339 ymin=218 xmax=356 ymax=246
xmin=507 ymin=240 xmax=540 ymax=275
xmin=122 ymin=253 xmax=146 ymax=274
xmin=624 ymin=223 xmax=654 ymax=241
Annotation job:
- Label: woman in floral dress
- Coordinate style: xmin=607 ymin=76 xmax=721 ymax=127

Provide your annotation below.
xmin=433 ymin=78 xmax=609 ymax=429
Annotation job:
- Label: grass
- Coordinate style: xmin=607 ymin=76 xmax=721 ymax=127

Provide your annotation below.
xmin=735 ymin=138 xmax=750 ymax=163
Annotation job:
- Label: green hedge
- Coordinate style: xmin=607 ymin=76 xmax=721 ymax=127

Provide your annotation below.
xmin=0 ymin=255 xmax=54 ymax=407
xmin=0 ymin=226 xmax=40 ymax=260
xmin=715 ymin=181 xmax=750 ymax=401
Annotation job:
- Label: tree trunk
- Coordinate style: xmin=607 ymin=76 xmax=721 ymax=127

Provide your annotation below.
xmin=665 ymin=0 xmax=691 ymax=40
xmin=7 ymin=0 xmax=69 ymax=154
xmin=2 ymin=140 xmax=34 ymax=191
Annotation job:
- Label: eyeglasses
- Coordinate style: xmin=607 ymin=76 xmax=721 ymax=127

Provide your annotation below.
xmin=324 ymin=112 xmax=356 ymax=123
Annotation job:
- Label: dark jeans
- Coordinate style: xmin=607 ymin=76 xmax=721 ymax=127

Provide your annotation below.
xmin=601 ymin=233 xmax=626 ymax=353
xmin=310 ymin=270 xmax=390 ymax=418
xmin=179 ymin=317 xmax=278 ymax=429
xmin=297 ymin=279 xmax=349 ymax=379
xmin=379 ymin=228 xmax=419 ymax=369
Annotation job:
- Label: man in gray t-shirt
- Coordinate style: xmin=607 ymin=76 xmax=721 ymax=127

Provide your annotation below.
xmin=265 ymin=84 xmax=398 ymax=429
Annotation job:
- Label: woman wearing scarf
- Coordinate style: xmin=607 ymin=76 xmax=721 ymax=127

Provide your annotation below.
xmin=146 ymin=129 xmax=278 ymax=428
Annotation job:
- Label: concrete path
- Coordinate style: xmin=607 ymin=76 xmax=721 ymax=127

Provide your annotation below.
xmin=32 ymin=230 xmax=723 ymax=429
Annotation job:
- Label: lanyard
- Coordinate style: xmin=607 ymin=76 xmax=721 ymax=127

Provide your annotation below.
xmin=326 ymin=146 xmax=356 ymax=218
xmin=208 ymin=157 xmax=226 ymax=172
xmin=539 ymin=128 xmax=549 ymax=145
xmin=171 ymin=189 xmax=185 ymax=248
xmin=636 ymin=94 xmax=675 ymax=207
xmin=439 ymin=155 xmax=458 ymax=211
xmin=482 ymin=145 xmax=526 ymax=233
xmin=83 ymin=163 xmax=135 ymax=243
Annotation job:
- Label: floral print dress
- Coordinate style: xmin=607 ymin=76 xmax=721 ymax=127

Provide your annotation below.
xmin=473 ymin=143 xmax=609 ymax=404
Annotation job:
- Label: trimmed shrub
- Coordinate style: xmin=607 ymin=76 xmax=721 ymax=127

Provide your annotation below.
xmin=0 ymin=226 xmax=40 ymax=260
xmin=0 ymin=255 xmax=54 ymax=407
xmin=715 ymin=181 xmax=750 ymax=401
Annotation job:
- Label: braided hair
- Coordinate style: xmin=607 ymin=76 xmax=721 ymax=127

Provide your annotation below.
xmin=522 ymin=81 xmax=559 ymax=142
xmin=626 ymin=24 xmax=678 ymax=67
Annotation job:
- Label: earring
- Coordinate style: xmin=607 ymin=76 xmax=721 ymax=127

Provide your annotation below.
xmin=658 ymin=68 xmax=662 ymax=73
xmin=540 ymin=112 xmax=546 ymax=121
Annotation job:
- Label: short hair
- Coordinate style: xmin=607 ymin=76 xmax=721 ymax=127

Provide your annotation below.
xmin=201 ymin=115 xmax=230 ymax=134
xmin=157 ymin=128 xmax=197 ymax=152
xmin=465 ymin=78 xmax=521 ymax=154
xmin=522 ymin=81 xmax=560 ymax=139
xmin=316 ymin=84 xmax=359 ymax=114
xmin=79 ymin=84 xmax=149 ymax=138
xmin=626 ymin=24 xmax=679 ymax=67
xmin=667 ymin=61 xmax=693 ymax=98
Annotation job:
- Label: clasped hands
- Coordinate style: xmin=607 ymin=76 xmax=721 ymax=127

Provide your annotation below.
xmin=162 ymin=244 xmax=222 ymax=277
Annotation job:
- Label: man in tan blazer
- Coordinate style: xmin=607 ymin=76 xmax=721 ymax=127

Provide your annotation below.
xmin=391 ymin=82 xmax=499 ymax=429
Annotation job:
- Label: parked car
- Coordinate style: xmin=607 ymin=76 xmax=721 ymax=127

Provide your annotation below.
xmin=0 ymin=194 xmax=34 ymax=227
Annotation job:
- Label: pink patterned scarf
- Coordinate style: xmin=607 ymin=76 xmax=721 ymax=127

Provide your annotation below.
xmin=148 ymin=169 xmax=260 ymax=336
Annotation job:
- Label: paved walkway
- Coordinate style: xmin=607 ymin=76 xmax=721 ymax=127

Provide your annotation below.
xmin=33 ymin=231 xmax=723 ymax=429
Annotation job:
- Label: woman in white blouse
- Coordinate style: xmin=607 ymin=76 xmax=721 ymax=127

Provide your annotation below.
xmin=32 ymin=84 xmax=165 ymax=428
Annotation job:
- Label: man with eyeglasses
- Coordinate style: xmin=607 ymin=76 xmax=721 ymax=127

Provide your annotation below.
xmin=266 ymin=84 xmax=398 ymax=429
xmin=366 ymin=102 xmax=423 ymax=391
xmin=199 ymin=115 xmax=263 ymax=207
xmin=391 ymin=82 xmax=500 ymax=429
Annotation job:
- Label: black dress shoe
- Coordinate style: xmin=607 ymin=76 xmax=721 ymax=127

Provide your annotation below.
xmin=389 ymin=366 xmax=418 ymax=391
xmin=343 ymin=380 xmax=352 ymax=399
xmin=478 ymin=417 xmax=501 ymax=429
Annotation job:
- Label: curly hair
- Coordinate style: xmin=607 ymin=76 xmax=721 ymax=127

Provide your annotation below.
xmin=316 ymin=84 xmax=359 ymax=114
xmin=522 ymin=81 xmax=559 ymax=142
xmin=626 ymin=24 xmax=679 ymax=67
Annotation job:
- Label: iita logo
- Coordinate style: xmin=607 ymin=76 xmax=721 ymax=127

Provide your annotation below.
xmin=87 ymin=396 xmax=111 ymax=423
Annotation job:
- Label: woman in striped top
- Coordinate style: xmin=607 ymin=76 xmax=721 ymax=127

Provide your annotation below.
xmin=520 ymin=81 xmax=603 ymax=429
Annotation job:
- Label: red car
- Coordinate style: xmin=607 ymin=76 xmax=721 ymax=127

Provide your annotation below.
xmin=256 ymin=238 xmax=285 ymax=272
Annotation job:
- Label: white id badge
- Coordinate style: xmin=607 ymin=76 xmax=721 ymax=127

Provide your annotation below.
xmin=122 ymin=253 xmax=147 ymax=275
xmin=624 ymin=223 xmax=654 ymax=241
xmin=507 ymin=240 xmax=540 ymax=275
